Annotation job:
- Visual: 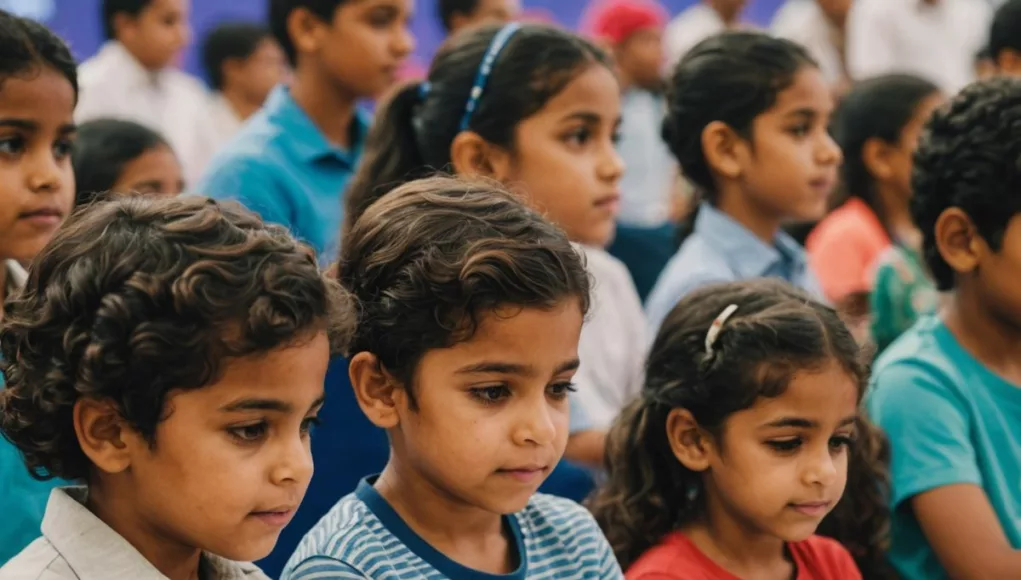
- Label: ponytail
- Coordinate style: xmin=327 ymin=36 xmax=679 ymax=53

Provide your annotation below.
xmin=343 ymin=81 xmax=433 ymax=240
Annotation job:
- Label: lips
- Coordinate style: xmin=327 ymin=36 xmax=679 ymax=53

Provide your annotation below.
xmin=593 ymin=193 xmax=621 ymax=213
xmin=496 ymin=464 xmax=550 ymax=483
xmin=17 ymin=207 xmax=64 ymax=227
xmin=249 ymin=506 xmax=298 ymax=528
xmin=788 ymin=501 xmax=833 ymax=517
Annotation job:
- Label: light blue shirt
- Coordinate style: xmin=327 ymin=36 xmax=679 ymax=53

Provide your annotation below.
xmin=867 ymin=316 xmax=1021 ymax=580
xmin=282 ymin=477 xmax=622 ymax=579
xmin=617 ymin=89 xmax=674 ymax=228
xmin=645 ymin=203 xmax=823 ymax=334
xmin=194 ymin=85 xmax=368 ymax=261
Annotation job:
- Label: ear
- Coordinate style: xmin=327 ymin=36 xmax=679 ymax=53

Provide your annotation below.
xmin=111 ymin=12 xmax=137 ymax=41
xmin=862 ymin=137 xmax=895 ymax=183
xmin=701 ymin=121 xmax=745 ymax=182
xmin=449 ymin=131 xmax=514 ymax=181
xmin=997 ymin=48 xmax=1021 ymax=76
xmin=349 ymin=352 xmax=404 ymax=429
xmin=287 ymin=7 xmax=327 ymax=61
xmin=665 ymin=408 xmax=713 ymax=472
xmin=73 ymin=398 xmax=133 ymax=475
xmin=934 ymin=207 xmax=984 ymax=279
xmin=448 ymin=12 xmax=471 ymax=34
xmin=221 ymin=57 xmax=245 ymax=88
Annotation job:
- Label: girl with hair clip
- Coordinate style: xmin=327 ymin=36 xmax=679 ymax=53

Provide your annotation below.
xmin=590 ymin=279 xmax=893 ymax=579
xmin=645 ymin=31 xmax=842 ymax=335
xmin=343 ymin=23 xmax=644 ymax=459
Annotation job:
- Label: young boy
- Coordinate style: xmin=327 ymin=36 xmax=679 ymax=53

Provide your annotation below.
xmin=0 ymin=195 xmax=347 ymax=578
xmin=76 ymin=0 xmax=210 ymax=185
xmin=437 ymin=0 xmax=521 ymax=35
xmin=198 ymin=22 xmax=289 ymax=163
xmin=664 ymin=0 xmax=746 ymax=68
xmin=195 ymin=0 xmax=414 ymax=262
xmin=867 ymin=77 xmax=1021 ymax=579
xmin=988 ymin=0 xmax=1021 ymax=77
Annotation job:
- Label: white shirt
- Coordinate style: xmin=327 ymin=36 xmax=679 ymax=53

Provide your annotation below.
xmin=191 ymin=93 xmax=245 ymax=178
xmin=771 ymin=0 xmax=846 ymax=86
xmin=846 ymin=0 xmax=992 ymax=94
xmin=574 ymin=245 xmax=647 ymax=428
xmin=76 ymin=42 xmax=213 ymax=186
xmin=665 ymin=4 xmax=730 ymax=69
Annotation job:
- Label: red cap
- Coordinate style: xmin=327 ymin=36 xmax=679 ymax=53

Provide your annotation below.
xmin=580 ymin=0 xmax=668 ymax=45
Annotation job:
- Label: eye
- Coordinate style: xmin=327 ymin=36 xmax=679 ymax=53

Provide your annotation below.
xmin=228 ymin=422 xmax=268 ymax=444
xmin=368 ymin=7 xmax=397 ymax=27
xmin=547 ymin=382 xmax=577 ymax=401
xmin=300 ymin=416 xmax=321 ymax=437
xmin=766 ymin=438 xmax=802 ymax=453
xmin=0 ymin=135 xmax=25 ymax=156
xmin=829 ymin=434 xmax=855 ymax=452
xmin=788 ymin=124 xmax=810 ymax=138
xmin=53 ymin=138 xmax=73 ymax=160
xmin=470 ymin=385 xmax=511 ymax=405
xmin=564 ymin=127 xmax=593 ymax=147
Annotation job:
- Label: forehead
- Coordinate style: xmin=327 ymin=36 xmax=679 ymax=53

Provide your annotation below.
xmin=0 ymin=69 xmax=75 ymax=123
xmin=524 ymin=64 xmax=620 ymax=122
xmin=476 ymin=0 xmax=522 ymax=14
xmin=144 ymin=0 xmax=188 ymax=15
xmin=730 ymin=363 xmax=859 ymax=428
xmin=763 ymin=66 xmax=834 ymax=119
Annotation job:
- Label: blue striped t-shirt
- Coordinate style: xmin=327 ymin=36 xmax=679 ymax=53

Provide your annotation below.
xmin=282 ymin=478 xmax=622 ymax=580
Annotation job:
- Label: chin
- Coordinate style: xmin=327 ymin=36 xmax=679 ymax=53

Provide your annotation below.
xmin=205 ymin=532 xmax=280 ymax=563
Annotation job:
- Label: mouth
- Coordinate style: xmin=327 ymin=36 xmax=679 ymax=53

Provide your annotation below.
xmin=495 ymin=465 xmax=550 ymax=483
xmin=593 ymin=193 xmax=621 ymax=213
xmin=249 ymin=506 xmax=298 ymax=528
xmin=18 ymin=207 xmax=64 ymax=226
xmin=809 ymin=175 xmax=836 ymax=193
xmin=788 ymin=501 xmax=833 ymax=517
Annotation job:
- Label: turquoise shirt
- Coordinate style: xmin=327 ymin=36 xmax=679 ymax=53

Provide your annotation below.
xmin=867 ymin=316 xmax=1021 ymax=579
xmin=195 ymin=85 xmax=368 ymax=262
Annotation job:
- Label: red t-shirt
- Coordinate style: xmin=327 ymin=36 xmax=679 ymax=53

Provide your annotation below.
xmin=626 ymin=532 xmax=862 ymax=580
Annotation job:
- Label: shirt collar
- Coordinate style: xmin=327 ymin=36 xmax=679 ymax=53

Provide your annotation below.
xmin=263 ymin=85 xmax=369 ymax=165
xmin=96 ymin=41 xmax=165 ymax=89
xmin=42 ymin=487 xmax=266 ymax=580
xmin=694 ymin=203 xmax=807 ymax=278
xmin=5 ymin=259 xmax=26 ymax=291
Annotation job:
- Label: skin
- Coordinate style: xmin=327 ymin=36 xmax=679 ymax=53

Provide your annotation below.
xmin=350 ymin=301 xmax=584 ymax=574
xmin=668 ymin=362 xmax=859 ymax=579
xmin=614 ymin=28 xmax=665 ymax=92
xmin=76 ymin=332 xmax=330 ymax=580
xmin=0 ymin=67 xmax=76 ymax=311
xmin=114 ymin=0 xmax=191 ymax=71
xmin=448 ymin=0 xmax=523 ymax=34
xmin=708 ymin=66 xmax=842 ymax=243
xmin=109 ymin=143 xmax=185 ymax=196
xmin=221 ymin=38 xmax=290 ymax=121
xmin=707 ymin=0 xmax=747 ymax=25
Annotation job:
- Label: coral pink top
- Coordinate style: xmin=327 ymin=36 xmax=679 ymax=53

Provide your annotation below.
xmin=806 ymin=198 xmax=892 ymax=303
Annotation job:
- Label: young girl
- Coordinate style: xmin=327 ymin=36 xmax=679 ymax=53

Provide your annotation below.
xmin=0 ymin=9 xmax=77 ymax=564
xmin=73 ymin=118 xmax=184 ymax=206
xmin=344 ymin=23 xmax=645 ymax=442
xmin=591 ymin=279 xmax=885 ymax=579
xmin=645 ymin=31 xmax=842 ymax=334
xmin=805 ymin=74 xmax=943 ymax=347
xmin=284 ymin=176 xmax=620 ymax=579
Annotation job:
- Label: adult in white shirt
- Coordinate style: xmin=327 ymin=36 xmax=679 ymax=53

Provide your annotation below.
xmin=772 ymin=0 xmax=850 ymax=91
xmin=76 ymin=0 xmax=210 ymax=186
xmin=846 ymin=0 xmax=992 ymax=94
xmin=196 ymin=22 xmax=290 ymax=172
xmin=664 ymin=0 xmax=748 ymax=68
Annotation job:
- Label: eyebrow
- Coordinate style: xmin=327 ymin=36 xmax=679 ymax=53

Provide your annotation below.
xmin=782 ymin=108 xmax=819 ymax=120
xmin=562 ymin=111 xmax=603 ymax=124
xmin=455 ymin=358 xmax=581 ymax=377
xmin=763 ymin=416 xmax=857 ymax=429
xmin=220 ymin=393 xmax=327 ymax=414
xmin=0 ymin=119 xmax=76 ymax=133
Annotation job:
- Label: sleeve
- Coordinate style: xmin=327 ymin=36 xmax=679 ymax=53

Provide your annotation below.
xmin=282 ymin=556 xmax=369 ymax=580
xmin=806 ymin=222 xmax=869 ymax=303
xmin=846 ymin=0 xmax=898 ymax=81
xmin=866 ymin=362 xmax=981 ymax=510
xmin=191 ymin=157 xmax=295 ymax=232
xmin=869 ymin=258 xmax=905 ymax=353
xmin=645 ymin=272 xmax=730 ymax=338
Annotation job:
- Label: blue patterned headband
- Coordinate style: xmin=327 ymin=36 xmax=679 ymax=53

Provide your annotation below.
xmin=458 ymin=22 xmax=523 ymax=131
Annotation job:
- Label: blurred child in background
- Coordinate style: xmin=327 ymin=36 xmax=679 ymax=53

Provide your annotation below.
xmin=988 ymin=0 xmax=1021 ymax=77
xmin=771 ymin=0 xmax=851 ymax=95
xmin=73 ymin=118 xmax=184 ymax=206
xmin=664 ymin=0 xmax=748 ymax=69
xmin=437 ymin=0 xmax=522 ymax=36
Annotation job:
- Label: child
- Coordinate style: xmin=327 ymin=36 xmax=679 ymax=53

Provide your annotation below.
xmin=867 ymin=77 xmax=1021 ymax=579
xmin=76 ymin=0 xmax=210 ymax=185
xmin=807 ymin=75 xmax=943 ymax=344
xmin=989 ymin=0 xmax=1021 ymax=77
xmin=284 ymin=176 xmax=620 ymax=579
xmin=438 ymin=0 xmax=522 ymax=35
xmin=0 ymin=9 xmax=77 ymax=564
xmin=664 ymin=0 xmax=747 ymax=69
xmin=196 ymin=0 xmax=414 ymax=261
xmin=591 ymin=279 xmax=870 ymax=579
xmin=73 ymin=118 xmax=184 ymax=206
xmin=198 ymin=22 xmax=289 ymax=161
xmin=646 ymin=31 xmax=841 ymax=334
xmin=771 ymin=0 xmax=851 ymax=94
xmin=0 ymin=195 xmax=348 ymax=578
xmin=344 ymin=22 xmax=644 ymax=439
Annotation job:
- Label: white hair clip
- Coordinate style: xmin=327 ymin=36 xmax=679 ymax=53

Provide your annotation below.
xmin=705 ymin=304 xmax=739 ymax=355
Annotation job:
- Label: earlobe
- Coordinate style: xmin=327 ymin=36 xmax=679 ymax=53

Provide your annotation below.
xmin=665 ymin=408 xmax=712 ymax=472
xmin=74 ymin=398 xmax=132 ymax=475
xmin=701 ymin=121 xmax=744 ymax=181
xmin=934 ymin=207 xmax=982 ymax=278
xmin=349 ymin=352 xmax=403 ymax=429
xmin=862 ymin=137 xmax=893 ymax=181
xmin=450 ymin=131 xmax=510 ymax=180
xmin=287 ymin=8 xmax=321 ymax=58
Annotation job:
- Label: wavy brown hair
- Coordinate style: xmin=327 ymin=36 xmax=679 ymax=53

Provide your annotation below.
xmin=0 ymin=195 xmax=351 ymax=481
xmin=588 ymin=280 xmax=892 ymax=577
xmin=338 ymin=175 xmax=590 ymax=402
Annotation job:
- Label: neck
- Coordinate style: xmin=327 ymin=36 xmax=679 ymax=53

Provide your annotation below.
xmin=943 ymin=288 xmax=1021 ymax=383
xmin=873 ymin=188 xmax=916 ymax=243
xmin=0 ymin=265 xmax=7 ymax=323
xmin=715 ymin=187 xmax=782 ymax=244
xmin=220 ymin=87 xmax=262 ymax=122
xmin=290 ymin=67 xmax=357 ymax=148
xmin=374 ymin=458 xmax=512 ymax=571
xmin=88 ymin=481 xmax=204 ymax=580
xmin=707 ymin=0 xmax=741 ymax=25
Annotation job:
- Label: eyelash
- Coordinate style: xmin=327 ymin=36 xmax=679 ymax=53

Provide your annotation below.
xmin=468 ymin=382 xmax=577 ymax=406
xmin=0 ymin=135 xmax=75 ymax=159
xmin=765 ymin=435 xmax=856 ymax=454
xmin=227 ymin=417 xmax=322 ymax=445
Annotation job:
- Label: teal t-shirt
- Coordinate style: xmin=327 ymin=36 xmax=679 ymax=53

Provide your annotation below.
xmin=866 ymin=316 xmax=1021 ymax=580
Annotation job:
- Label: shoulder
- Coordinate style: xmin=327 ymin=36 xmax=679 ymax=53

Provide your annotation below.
xmin=0 ymin=537 xmax=68 ymax=580
xmin=790 ymin=536 xmax=861 ymax=579
xmin=771 ymin=0 xmax=817 ymax=35
xmin=167 ymin=70 xmax=208 ymax=96
xmin=806 ymin=204 xmax=881 ymax=252
xmin=868 ymin=320 xmax=962 ymax=408
xmin=579 ymin=245 xmax=631 ymax=282
xmin=516 ymin=494 xmax=614 ymax=562
xmin=648 ymin=240 xmax=733 ymax=308
xmin=284 ymin=494 xmax=389 ymax=577
xmin=625 ymin=532 xmax=701 ymax=579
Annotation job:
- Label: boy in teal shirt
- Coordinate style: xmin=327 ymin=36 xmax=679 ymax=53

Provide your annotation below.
xmin=867 ymin=77 xmax=1021 ymax=579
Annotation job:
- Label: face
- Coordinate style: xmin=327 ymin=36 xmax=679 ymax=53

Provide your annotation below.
xmin=387 ymin=301 xmax=583 ymax=515
xmin=886 ymin=93 xmax=944 ymax=201
xmin=116 ymin=333 xmax=330 ymax=562
xmin=739 ymin=66 xmax=842 ymax=223
xmin=970 ymin=214 xmax=1021 ymax=330
xmin=306 ymin=0 xmax=415 ymax=99
xmin=815 ymin=0 xmax=851 ymax=26
xmin=118 ymin=0 xmax=191 ymax=70
xmin=235 ymin=38 xmax=290 ymax=106
xmin=451 ymin=0 xmax=522 ymax=33
xmin=109 ymin=143 xmax=185 ymax=196
xmin=617 ymin=28 xmax=664 ymax=91
xmin=500 ymin=65 xmax=625 ymax=247
xmin=708 ymin=0 xmax=747 ymax=22
xmin=0 ymin=68 xmax=76 ymax=264
xmin=702 ymin=362 xmax=858 ymax=542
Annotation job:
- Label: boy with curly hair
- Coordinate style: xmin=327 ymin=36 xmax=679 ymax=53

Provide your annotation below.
xmin=867 ymin=77 xmax=1021 ymax=579
xmin=0 ymin=196 xmax=349 ymax=578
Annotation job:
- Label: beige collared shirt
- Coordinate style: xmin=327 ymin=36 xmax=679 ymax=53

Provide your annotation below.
xmin=4 ymin=259 xmax=26 ymax=297
xmin=0 ymin=487 xmax=270 ymax=580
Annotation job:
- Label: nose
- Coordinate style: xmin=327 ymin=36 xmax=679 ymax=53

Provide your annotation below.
xmin=269 ymin=434 xmax=315 ymax=487
xmin=26 ymin=150 xmax=66 ymax=195
xmin=599 ymin=141 xmax=625 ymax=184
xmin=511 ymin=396 xmax=559 ymax=448
xmin=816 ymin=130 xmax=843 ymax=166
xmin=394 ymin=25 xmax=415 ymax=59
xmin=803 ymin=446 xmax=841 ymax=488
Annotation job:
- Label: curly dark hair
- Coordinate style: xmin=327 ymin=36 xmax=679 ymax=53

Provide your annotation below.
xmin=339 ymin=175 xmax=590 ymax=405
xmin=0 ymin=8 xmax=78 ymax=99
xmin=0 ymin=195 xmax=351 ymax=481
xmin=588 ymin=279 xmax=892 ymax=577
xmin=911 ymin=77 xmax=1021 ymax=291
